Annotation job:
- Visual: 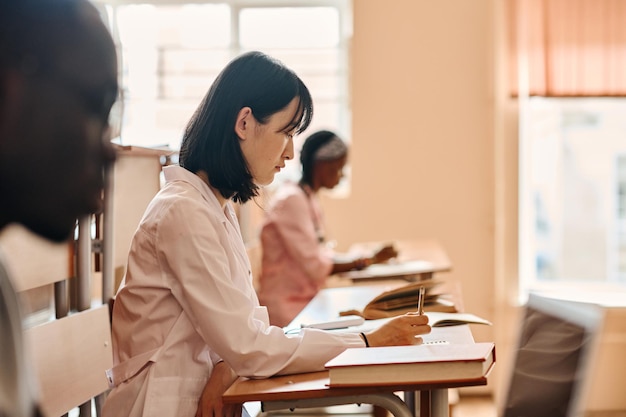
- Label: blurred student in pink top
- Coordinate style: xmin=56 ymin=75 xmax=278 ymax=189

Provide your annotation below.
xmin=258 ymin=130 xmax=398 ymax=327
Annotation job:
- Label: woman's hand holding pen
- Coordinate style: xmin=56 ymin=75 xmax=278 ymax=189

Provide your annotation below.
xmin=362 ymin=312 xmax=430 ymax=347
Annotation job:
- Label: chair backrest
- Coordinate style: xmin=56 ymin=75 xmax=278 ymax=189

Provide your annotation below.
xmin=1 ymin=223 xmax=113 ymax=417
xmin=24 ymin=306 xmax=112 ymax=417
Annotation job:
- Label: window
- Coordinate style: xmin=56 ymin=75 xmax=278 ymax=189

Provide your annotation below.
xmin=509 ymin=0 xmax=626 ymax=295
xmin=519 ymin=97 xmax=626 ymax=291
xmin=98 ymin=0 xmax=352 ymax=185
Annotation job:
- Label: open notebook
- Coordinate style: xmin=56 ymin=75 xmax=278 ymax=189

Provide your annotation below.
xmin=300 ymin=312 xmax=491 ymax=332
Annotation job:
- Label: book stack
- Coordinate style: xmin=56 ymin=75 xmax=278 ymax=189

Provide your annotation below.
xmin=325 ymin=342 xmax=496 ymax=387
xmin=340 ymin=280 xmax=458 ymax=320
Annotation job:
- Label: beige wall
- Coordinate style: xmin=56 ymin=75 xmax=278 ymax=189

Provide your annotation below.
xmin=316 ymin=0 xmax=515 ymax=397
xmin=326 ymin=0 xmax=498 ymax=337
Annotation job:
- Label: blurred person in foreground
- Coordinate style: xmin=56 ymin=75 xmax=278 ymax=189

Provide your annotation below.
xmin=0 ymin=0 xmax=117 ymax=415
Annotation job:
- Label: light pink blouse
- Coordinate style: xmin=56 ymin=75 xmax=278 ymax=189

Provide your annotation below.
xmin=258 ymin=182 xmax=334 ymax=327
xmin=103 ymin=167 xmax=362 ymax=417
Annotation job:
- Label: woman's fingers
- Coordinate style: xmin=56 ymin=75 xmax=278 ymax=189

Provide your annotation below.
xmin=368 ymin=313 xmax=431 ymax=346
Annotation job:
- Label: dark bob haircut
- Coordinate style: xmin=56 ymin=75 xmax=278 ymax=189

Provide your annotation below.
xmin=179 ymin=51 xmax=314 ymax=204
xmin=299 ymin=130 xmax=344 ymax=187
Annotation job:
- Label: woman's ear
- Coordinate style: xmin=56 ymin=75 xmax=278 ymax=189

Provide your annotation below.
xmin=234 ymin=107 xmax=253 ymax=140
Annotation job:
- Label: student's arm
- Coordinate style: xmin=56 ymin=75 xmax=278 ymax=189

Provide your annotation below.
xmin=331 ymin=243 xmax=399 ymax=274
xmin=331 ymin=257 xmax=370 ymax=274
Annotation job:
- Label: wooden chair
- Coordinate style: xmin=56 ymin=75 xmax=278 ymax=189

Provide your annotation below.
xmin=24 ymin=305 xmax=112 ymax=417
xmin=3 ymin=214 xmax=114 ymax=417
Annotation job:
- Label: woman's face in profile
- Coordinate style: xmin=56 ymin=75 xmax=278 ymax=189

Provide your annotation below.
xmin=316 ymin=154 xmax=347 ymax=190
xmin=238 ymin=98 xmax=300 ymax=186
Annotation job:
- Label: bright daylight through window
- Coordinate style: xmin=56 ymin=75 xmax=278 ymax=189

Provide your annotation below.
xmin=519 ymin=97 xmax=626 ymax=292
xmin=97 ymin=0 xmax=351 ymax=185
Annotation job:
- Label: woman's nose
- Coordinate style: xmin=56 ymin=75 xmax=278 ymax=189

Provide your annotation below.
xmin=284 ymin=137 xmax=294 ymax=160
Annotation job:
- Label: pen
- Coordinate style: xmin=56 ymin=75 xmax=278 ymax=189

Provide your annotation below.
xmin=417 ymin=285 xmax=425 ymax=315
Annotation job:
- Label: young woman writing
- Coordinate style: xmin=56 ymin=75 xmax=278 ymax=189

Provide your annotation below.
xmin=103 ymin=51 xmax=429 ymax=417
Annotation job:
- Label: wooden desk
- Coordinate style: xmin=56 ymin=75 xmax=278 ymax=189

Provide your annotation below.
xmin=223 ymin=285 xmax=492 ymax=417
xmin=333 ymin=239 xmax=452 ymax=284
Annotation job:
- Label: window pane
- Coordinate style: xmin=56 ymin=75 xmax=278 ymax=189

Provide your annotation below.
xmin=240 ymin=7 xmax=340 ymax=48
xmin=521 ymin=97 xmax=626 ymax=290
xmin=111 ymin=4 xmax=231 ymax=148
xmin=247 ymin=48 xmax=344 ymax=72
xmin=161 ymin=50 xmax=232 ymax=76
xmin=103 ymin=2 xmax=350 ymax=157
xmin=618 ymin=156 xmax=626 ymax=281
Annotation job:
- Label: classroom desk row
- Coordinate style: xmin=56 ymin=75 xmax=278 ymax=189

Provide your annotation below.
xmin=223 ymin=282 xmax=493 ymax=417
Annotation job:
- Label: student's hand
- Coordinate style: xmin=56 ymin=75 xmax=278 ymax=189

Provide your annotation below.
xmin=196 ymin=361 xmax=242 ymax=417
xmin=372 ymin=244 xmax=399 ymax=264
xmin=364 ymin=312 xmax=430 ymax=347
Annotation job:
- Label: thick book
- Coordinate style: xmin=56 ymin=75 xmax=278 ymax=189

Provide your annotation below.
xmin=325 ymin=342 xmax=496 ymax=387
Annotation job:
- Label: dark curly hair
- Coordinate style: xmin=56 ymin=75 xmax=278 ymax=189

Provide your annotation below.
xmin=299 ymin=130 xmax=345 ymax=187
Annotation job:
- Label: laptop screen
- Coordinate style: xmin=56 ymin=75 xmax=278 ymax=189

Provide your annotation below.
xmin=502 ymin=293 xmax=603 ymax=417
